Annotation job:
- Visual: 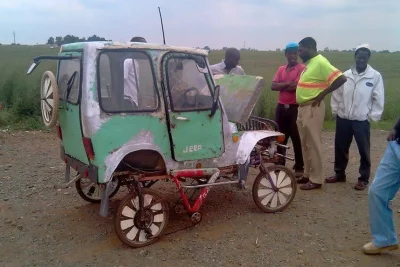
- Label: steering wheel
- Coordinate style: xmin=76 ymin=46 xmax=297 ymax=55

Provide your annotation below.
xmin=182 ymin=87 xmax=199 ymax=108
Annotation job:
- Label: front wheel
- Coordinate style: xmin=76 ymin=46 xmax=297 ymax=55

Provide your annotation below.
xmin=114 ymin=188 xmax=169 ymax=248
xmin=252 ymin=165 xmax=297 ymax=213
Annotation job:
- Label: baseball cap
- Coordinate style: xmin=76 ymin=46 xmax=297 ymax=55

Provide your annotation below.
xmin=285 ymin=42 xmax=299 ymax=50
xmin=355 ymin=43 xmax=371 ymax=53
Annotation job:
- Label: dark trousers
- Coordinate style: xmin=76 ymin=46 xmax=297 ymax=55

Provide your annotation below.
xmin=275 ymin=103 xmax=304 ymax=172
xmin=334 ymin=116 xmax=371 ymax=183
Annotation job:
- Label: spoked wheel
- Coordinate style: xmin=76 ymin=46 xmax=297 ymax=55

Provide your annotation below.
xmin=115 ymin=188 xmax=169 ymax=248
xmin=40 ymin=71 xmax=59 ymax=127
xmin=252 ymin=165 xmax=297 ymax=213
xmin=75 ymin=176 xmax=120 ymax=203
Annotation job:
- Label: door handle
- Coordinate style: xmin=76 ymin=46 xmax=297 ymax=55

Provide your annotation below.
xmin=174 ymin=116 xmax=190 ymax=121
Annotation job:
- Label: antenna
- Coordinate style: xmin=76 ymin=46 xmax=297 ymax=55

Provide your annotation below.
xmin=158 ymin=7 xmax=166 ymax=45
xmin=13 ymin=31 xmax=16 ymax=44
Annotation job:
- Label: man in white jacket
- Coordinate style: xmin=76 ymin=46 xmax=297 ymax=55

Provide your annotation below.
xmin=326 ymin=44 xmax=385 ymax=190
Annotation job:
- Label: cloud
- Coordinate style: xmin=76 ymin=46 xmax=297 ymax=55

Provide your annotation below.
xmin=0 ymin=0 xmax=398 ymax=51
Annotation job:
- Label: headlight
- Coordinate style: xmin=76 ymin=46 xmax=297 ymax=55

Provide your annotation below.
xmin=276 ymin=134 xmax=285 ymax=143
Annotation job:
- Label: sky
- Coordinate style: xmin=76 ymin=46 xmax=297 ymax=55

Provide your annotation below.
xmin=0 ymin=0 xmax=399 ymax=51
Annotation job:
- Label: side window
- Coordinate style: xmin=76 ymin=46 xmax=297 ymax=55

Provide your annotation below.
xmin=167 ymin=57 xmax=213 ymax=111
xmin=99 ymin=54 xmax=112 ymax=98
xmin=98 ymin=51 xmax=158 ymax=113
xmin=58 ymin=59 xmax=81 ymax=104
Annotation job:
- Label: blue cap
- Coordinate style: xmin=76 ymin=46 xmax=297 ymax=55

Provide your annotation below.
xmin=285 ymin=42 xmax=299 ymax=50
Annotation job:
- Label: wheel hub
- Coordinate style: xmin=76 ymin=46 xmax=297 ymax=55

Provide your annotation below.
xmin=134 ymin=209 xmax=154 ymax=230
xmin=191 ymin=212 xmax=202 ymax=224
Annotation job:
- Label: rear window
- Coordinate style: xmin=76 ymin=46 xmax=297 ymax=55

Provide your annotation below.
xmin=98 ymin=51 xmax=158 ymax=113
xmin=57 ymin=58 xmax=81 ymax=104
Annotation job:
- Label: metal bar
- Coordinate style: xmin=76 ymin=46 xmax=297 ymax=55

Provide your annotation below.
xmin=65 ymin=164 xmax=71 ymax=183
xmin=276 ymin=143 xmax=290 ymax=149
xmin=64 ymin=173 xmax=82 ymax=188
xmin=138 ymin=175 xmax=170 ymax=182
xmin=170 ymin=168 xmax=219 ymax=178
xmin=99 ymin=182 xmax=111 ymax=218
xmin=276 ymin=153 xmax=294 ymax=161
xmin=182 ymin=180 xmax=238 ymax=189
xmin=33 ymin=55 xmax=81 ymax=63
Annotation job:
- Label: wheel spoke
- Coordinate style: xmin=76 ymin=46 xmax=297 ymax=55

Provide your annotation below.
xmin=260 ymin=192 xmax=274 ymax=206
xmin=270 ymin=193 xmax=278 ymax=208
xmin=278 ymin=177 xmax=291 ymax=188
xmin=150 ymin=224 xmax=160 ymax=235
xmin=44 ymin=101 xmax=51 ymax=114
xmin=46 ymin=81 xmax=52 ymax=98
xmin=44 ymin=79 xmax=50 ymax=96
xmin=131 ymin=197 xmax=139 ymax=211
xmin=120 ymin=219 xmax=134 ymax=230
xmin=122 ymin=206 xmax=135 ymax=218
xmin=143 ymin=194 xmax=153 ymax=207
xmin=46 ymin=98 xmax=54 ymax=108
xmin=277 ymin=191 xmax=287 ymax=205
xmin=153 ymin=213 xmax=164 ymax=223
xmin=277 ymin=171 xmax=286 ymax=187
xmin=150 ymin=202 xmax=162 ymax=211
xmin=258 ymin=188 xmax=273 ymax=198
xmin=279 ymin=187 xmax=293 ymax=195
xmin=260 ymin=177 xmax=272 ymax=188
xmin=126 ymin=227 xmax=139 ymax=240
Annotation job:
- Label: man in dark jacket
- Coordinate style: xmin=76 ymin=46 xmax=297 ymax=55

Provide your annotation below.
xmin=363 ymin=117 xmax=400 ymax=254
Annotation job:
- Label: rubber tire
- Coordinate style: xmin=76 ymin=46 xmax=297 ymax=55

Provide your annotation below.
xmin=40 ymin=71 xmax=59 ymax=127
xmin=75 ymin=177 xmax=120 ymax=203
xmin=115 ymin=188 xmax=169 ymax=248
xmin=252 ymin=165 xmax=297 ymax=213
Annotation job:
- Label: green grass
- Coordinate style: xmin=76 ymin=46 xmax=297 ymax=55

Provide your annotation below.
xmin=0 ymin=45 xmax=399 ymax=130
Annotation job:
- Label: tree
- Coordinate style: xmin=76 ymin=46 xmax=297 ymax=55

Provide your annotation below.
xmin=324 ymin=47 xmax=329 ymax=52
xmin=47 ymin=37 xmax=54 ymax=45
xmin=203 ymin=46 xmax=210 ymax=51
xmin=87 ymin=35 xmax=107 ymax=42
xmin=276 ymin=48 xmax=281 ymax=52
xmin=48 ymin=34 xmax=110 ymax=46
xmin=222 ymin=47 xmax=228 ymax=51
xmin=55 ymin=36 xmax=63 ymax=46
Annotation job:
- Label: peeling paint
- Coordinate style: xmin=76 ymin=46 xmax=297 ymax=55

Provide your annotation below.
xmin=103 ymin=130 xmax=168 ymax=183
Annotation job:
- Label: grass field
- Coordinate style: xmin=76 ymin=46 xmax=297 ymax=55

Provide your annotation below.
xmin=0 ymin=45 xmax=399 ymax=130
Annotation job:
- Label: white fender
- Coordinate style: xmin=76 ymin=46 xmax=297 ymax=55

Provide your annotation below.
xmin=235 ymin=130 xmax=283 ymax=165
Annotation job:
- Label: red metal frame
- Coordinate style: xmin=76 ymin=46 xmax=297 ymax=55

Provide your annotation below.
xmin=171 ymin=168 xmax=219 ymax=214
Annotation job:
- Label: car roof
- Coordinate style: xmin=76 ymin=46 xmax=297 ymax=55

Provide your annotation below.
xmin=60 ymin=41 xmax=209 ymax=56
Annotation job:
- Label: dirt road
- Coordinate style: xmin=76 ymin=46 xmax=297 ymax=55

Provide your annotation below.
xmin=0 ymin=130 xmax=399 ymax=267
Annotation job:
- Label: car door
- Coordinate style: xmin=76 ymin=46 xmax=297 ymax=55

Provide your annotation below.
xmin=162 ymin=52 xmax=224 ymax=161
xmin=57 ymin=52 xmax=90 ymax=165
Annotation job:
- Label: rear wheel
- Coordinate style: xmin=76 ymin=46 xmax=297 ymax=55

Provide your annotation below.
xmin=75 ymin=176 xmax=120 ymax=203
xmin=252 ymin=165 xmax=296 ymax=213
xmin=115 ymin=188 xmax=169 ymax=248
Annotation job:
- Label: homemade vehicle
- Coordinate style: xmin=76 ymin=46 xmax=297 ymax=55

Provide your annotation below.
xmin=26 ymin=41 xmax=296 ymax=248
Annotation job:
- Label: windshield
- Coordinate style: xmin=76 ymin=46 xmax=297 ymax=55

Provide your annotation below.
xmin=165 ymin=55 xmax=214 ymax=112
xmin=214 ymin=75 xmax=265 ymax=124
xmin=58 ymin=58 xmax=81 ymax=104
xmin=98 ymin=51 xmax=158 ymax=113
